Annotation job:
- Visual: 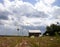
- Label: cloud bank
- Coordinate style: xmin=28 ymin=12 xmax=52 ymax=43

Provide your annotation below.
xmin=0 ymin=0 xmax=60 ymax=35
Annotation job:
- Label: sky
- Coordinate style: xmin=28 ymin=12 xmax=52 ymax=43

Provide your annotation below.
xmin=0 ymin=0 xmax=60 ymax=35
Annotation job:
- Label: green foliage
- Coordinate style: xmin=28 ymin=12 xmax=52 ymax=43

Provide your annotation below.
xmin=44 ymin=24 xmax=60 ymax=36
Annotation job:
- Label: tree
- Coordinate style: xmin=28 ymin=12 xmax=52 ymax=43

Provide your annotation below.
xmin=43 ymin=24 xmax=60 ymax=36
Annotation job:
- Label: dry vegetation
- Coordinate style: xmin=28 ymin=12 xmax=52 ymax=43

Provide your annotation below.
xmin=0 ymin=36 xmax=60 ymax=47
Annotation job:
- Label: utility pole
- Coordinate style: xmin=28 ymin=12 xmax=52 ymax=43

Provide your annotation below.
xmin=16 ymin=22 xmax=20 ymax=36
xmin=17 ymin=27 xmax=20 ymax=36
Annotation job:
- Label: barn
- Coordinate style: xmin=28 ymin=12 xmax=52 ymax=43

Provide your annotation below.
xmin=29 ymin=30 xmax=41 ymax=37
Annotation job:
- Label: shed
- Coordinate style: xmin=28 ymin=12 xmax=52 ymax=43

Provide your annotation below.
xmin=29 ymin=30 xmax=41 ymax=37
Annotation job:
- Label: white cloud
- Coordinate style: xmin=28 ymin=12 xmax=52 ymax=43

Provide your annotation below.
xmin=50 ymin=7 xmax=60 ymax=23
xmin=22 ymin=17 xmax=41 ymax=26
xmin=43 ymin=0 xmax=55 ymax=5
xmin=0 ymin=3 xmax=5 ymax=11
xmin=35 ymin=0 xmax=52 ymax=14
xmin=0 ymin=0 xmax=60 ymax=31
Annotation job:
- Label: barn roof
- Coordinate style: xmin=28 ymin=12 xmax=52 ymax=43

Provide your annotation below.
xmin=29 ymin=30 xmax=41 ymax=33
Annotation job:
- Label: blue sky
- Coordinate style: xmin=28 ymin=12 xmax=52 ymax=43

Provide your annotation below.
xmin=0 ymin=0 xmax=3 ymax=3
xmin=52 ymin=0 xmax=60 ymax=6
xmin=22 ymin=0 xmax=37 ymax=5
xmin=0 ymin=0 xmax=60 ymax=6
xmin=0 ymin=0 xmax=37 ymax=5
xmin=23 ymin=0 xmax=60 ymax=7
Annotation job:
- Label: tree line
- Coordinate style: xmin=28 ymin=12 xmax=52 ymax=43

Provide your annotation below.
xmin=43 ymin=23 xmax=60 ymax=36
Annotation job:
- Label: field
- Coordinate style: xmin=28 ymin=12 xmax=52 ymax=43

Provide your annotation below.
xmin=0 ymin=36 xmax=60 ymax=47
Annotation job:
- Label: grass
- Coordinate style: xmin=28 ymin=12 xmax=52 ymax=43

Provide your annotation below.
xmin=0 ymin=36 xmax=60 ymax=47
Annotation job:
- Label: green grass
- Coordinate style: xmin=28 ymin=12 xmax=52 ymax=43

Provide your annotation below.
xmin=0 ymin=36 xmax=60 ymax=47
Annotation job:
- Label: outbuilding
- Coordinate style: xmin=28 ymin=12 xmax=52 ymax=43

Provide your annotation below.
xmin=29 ymin=30 xmax=41 ymax=37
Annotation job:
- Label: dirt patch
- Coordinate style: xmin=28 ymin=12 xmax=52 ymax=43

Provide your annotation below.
xmin=15 ymin=39 xmax=31 ymax=47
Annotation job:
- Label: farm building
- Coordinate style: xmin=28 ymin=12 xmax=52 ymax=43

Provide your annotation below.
xmin=29 ymin=30 xmax=41 ymax=37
